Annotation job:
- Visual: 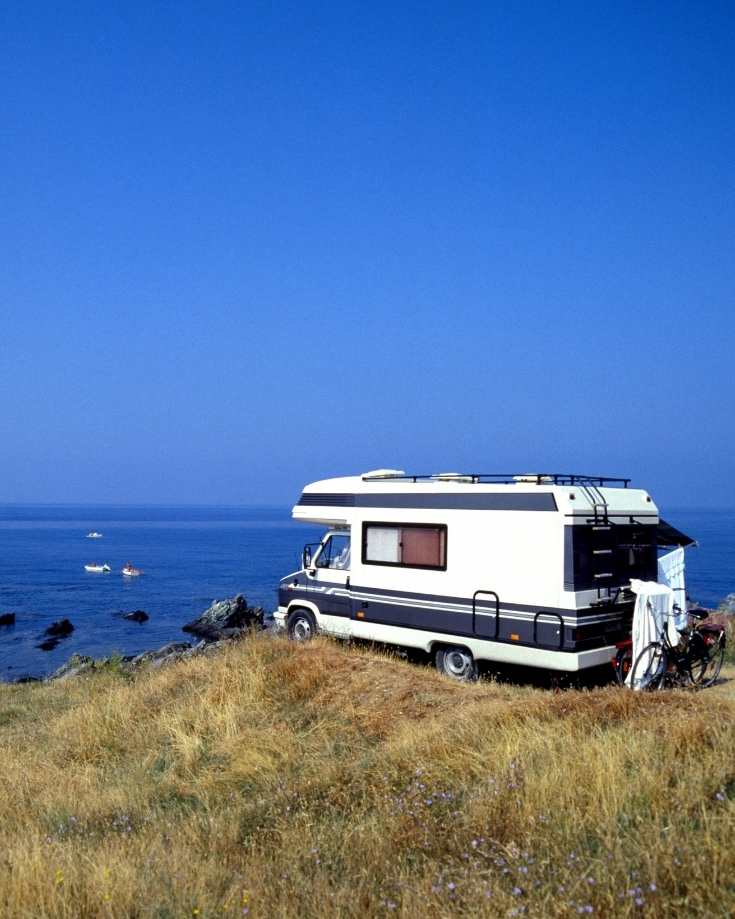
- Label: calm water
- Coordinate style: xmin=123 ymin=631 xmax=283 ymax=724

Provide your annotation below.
xmin=0 ymin=505 xmax=321 ymax=681
xmin=0 ymin=505 xmax=732 ymax=681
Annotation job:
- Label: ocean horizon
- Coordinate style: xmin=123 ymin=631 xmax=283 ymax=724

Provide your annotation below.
xmin=1 ymin=503 xmax=733 ymax=682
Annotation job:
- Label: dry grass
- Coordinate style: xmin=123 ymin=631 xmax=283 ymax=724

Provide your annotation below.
xmin=1 ymin=634 xmax=734 ymax=918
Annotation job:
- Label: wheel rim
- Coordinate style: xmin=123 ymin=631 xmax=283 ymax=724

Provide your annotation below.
xmin=292 ymin=617 xmax=311 ymax=641
xmin=444 ymin=649 xmax=473 ymax=679
xmin=690 ymin=635 xmax=724 ymax=687
xmin=702 ymin=643 xmax=724 ymax=686
xmin=631 ymin=642 xmax=667 ymax=690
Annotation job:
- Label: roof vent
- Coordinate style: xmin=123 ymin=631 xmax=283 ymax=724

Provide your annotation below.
xmin=362 ymin=468 xmax=406 ymax=480
xmin=513 ymin=474 xmax=554 ymax=484
xmin=431 ymin=472 xmax=474 ymax=482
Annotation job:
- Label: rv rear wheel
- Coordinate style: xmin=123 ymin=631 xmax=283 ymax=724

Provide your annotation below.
xmin=435 ymin=646 xmax=478 ymax=682
xmin=287 ymin=609 xmax=317 ymax=642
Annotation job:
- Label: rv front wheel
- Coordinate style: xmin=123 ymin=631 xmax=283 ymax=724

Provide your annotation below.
xmin=287 ymin=609 xmax=317 ymax=642
xmin=435 ymin=646 xmax=478 ymax=682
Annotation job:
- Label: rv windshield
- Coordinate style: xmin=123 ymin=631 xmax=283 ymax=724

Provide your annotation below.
xmin=315 ymin=533 xmax=351 ymax=570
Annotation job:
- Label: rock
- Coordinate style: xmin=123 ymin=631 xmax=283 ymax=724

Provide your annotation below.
xmin=182 ymin=594 xmax=264 ymax=642
xmin=717 ymin=593 xmax=735 ymax=615
xmin=122 ymin=610 xmax=149 ymax=623
xmin=130 ymin=641 xmax=191 ymax=668
xmin=40 ymin=633 xmax=236 ymax=683
xmin=198 ymin=640 xmax=227 ymax=656
xmin=37 ymin=638 xmax=61 ymax=651
xmin=48 ymin=655 xmax=95 ymax=682
xmin=37 ymin=619 xmax=75 ymax=650
xmin=45 ymin=619 xmax=74 ymax=637
xmin=0 ymin=612 xmax=15 ymax=626
xmin=182 ymin=639 xmax=224 ymax=659
xmin=14 ymin=675 xmax=41 ymax=683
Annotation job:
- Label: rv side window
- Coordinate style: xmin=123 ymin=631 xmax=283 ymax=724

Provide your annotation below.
xmin=362 ymin=523 xmax=447 ymax=570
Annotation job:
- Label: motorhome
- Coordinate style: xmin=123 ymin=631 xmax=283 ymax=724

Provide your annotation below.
xmin=274 ymin=470 xmax=694 ymax=680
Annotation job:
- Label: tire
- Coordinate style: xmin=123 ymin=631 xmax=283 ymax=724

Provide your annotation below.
xmin=615 ymin=645 xmax=633 ymax=686
xmin=629 ymin=641 xmax=668 ymax=691
xmin=690 ymin=631 xmax=725 ymax=688
xmin=287 ymin=608 xmax=317 ymax=642
xmin=435 ymin=646 xmax=478 ymax=682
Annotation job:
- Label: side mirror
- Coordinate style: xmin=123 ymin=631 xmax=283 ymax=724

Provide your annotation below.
xmin=302 ymin=546 xmax=312 ymax=570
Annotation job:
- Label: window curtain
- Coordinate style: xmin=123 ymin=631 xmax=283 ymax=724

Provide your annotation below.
xmin=401 ymin=527 xmax=444 ymax=566
xmin=366 ymin=526 xmax=400 ymax=562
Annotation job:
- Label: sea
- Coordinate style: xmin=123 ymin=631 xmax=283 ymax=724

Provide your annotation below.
xmin=0 ymin=505 xmax=733 ymax=682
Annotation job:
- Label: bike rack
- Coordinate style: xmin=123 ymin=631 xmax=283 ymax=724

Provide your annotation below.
xmin=472 ymin=590 xmax=500 ymax=638
xmin=533 ymin=611 xmax=565 ymax=649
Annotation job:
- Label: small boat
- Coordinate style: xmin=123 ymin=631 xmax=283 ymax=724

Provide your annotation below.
xmin=122 ymin=564 xmax=142 ymax=577
xmin=85 ymin=563 xmax=111 ymax=573
xmin=86 ymin=531 xmax=103 ymax=539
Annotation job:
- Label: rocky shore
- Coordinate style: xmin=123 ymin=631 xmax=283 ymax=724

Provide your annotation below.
xmin=715 ymin=593 xmax=735 ymax=615
xmin=46 ymin=594 xmax=265 ymax=682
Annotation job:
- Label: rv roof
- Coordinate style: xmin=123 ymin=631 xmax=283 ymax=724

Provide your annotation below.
xmin=294 ymin=473 xmax=655 ymax=522
xmin=359 ymin=471 xmax=631 ymax=487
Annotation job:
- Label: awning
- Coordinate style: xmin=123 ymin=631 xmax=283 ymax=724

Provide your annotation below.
xmin=657 ymin=518 xmax=697 ymax=548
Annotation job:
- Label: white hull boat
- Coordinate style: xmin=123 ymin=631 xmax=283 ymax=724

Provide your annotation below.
xmin=122 ymin=565 xmax=142 ymax=577
xmin=86 ymin=532 xmax=103 ymax=539
xmin=85 ymin=563 xmax=111 ymax=573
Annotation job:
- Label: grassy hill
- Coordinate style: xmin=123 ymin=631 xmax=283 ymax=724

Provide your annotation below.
xmin=1 ymin=634 xmax=734 ymax=917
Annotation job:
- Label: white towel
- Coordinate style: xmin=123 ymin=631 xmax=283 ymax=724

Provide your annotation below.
xmin=627 ymin=579 xmax=674 ymax=689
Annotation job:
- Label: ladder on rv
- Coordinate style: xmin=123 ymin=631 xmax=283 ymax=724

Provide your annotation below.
xmin=582 ymin=485 xmax=616 ymax=600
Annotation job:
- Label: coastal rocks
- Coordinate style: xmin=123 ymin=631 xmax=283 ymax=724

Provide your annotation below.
xmin=43 ymin=595 xmax=264 ymax=681
xmin=192 ymin=639 xmax=226 ymax=657
xmin=45 ymin=619 xmax=74 ymax=637
xmin=182 ymin=594 xmax=264 ymax=641
xmin=718 ymin=593 xmax=735 ymax=615
xmin=37 ymin=618 xmax=75 ymax=651
xmin=688 ymin=594 xmax=735 ymax=624
xmin=48 ymin=655 xmax=95 ymax=682
xmin=0 ymin=613 xmax=15 ymax=627
xmin=130 ymin=642 xmax=191 ymax=668
xmin=128 ymin=639 xmax=227 ymax=670
xmin=45 ymin=640 xmax=221 ymax=681
xmin=37 ymin=639 xmax=60 ymax=651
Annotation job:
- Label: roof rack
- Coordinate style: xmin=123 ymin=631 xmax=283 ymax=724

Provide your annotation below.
xmin=360 ymin=472 xmax=631 ymax=488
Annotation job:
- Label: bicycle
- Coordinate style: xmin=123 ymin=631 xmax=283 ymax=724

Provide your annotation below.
xmin=627 ymin=607 xmax=726 ymax=691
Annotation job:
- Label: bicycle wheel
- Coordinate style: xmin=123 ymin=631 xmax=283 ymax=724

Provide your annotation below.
xmin=689 ymin=631 xmax=725 ymax=688
xmin=630 ymin=642 xmax=668 ymax=691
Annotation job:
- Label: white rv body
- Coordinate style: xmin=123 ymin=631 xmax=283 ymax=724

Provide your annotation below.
xmin=275 ymin=471 xmax=676 ymax=672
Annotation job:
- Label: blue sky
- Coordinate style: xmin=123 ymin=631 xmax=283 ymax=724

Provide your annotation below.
xmin=1 ymin=2 xmax=733 ymax=507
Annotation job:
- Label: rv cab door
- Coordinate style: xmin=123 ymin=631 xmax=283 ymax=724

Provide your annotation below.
xmin=310 ymin=530 xmax=352 ymax=636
